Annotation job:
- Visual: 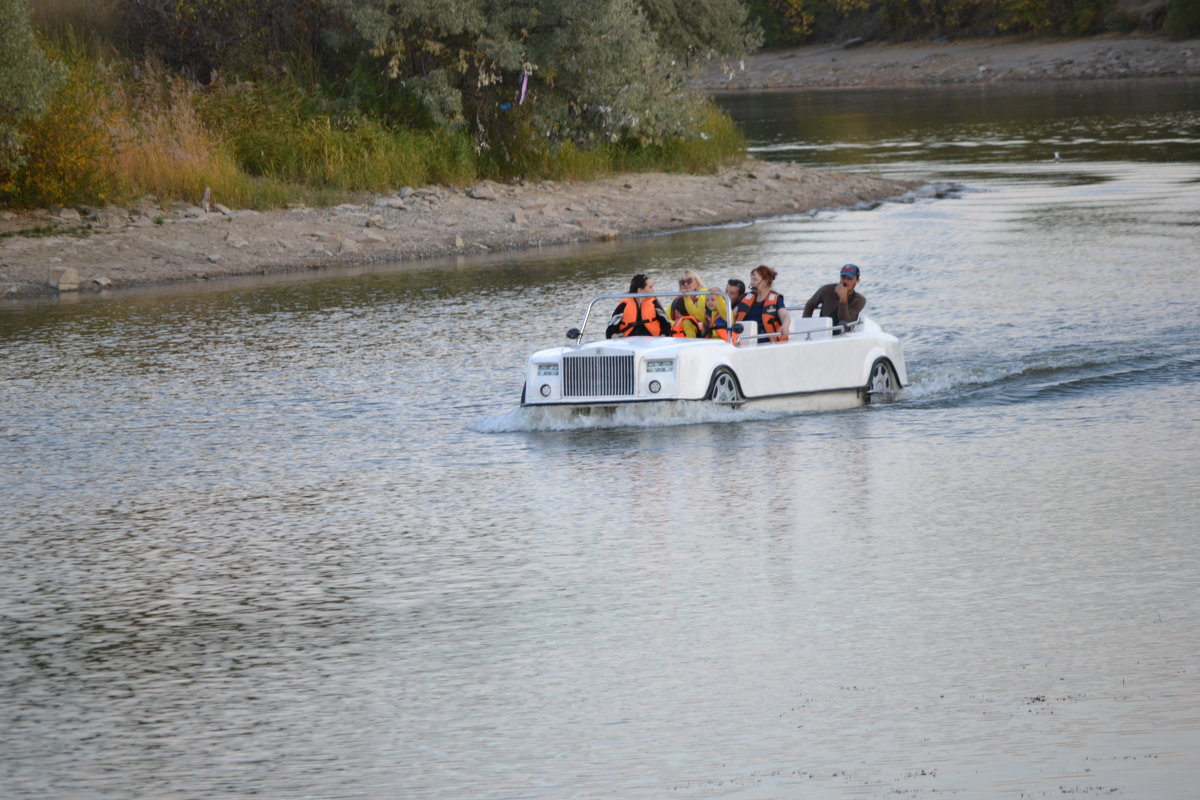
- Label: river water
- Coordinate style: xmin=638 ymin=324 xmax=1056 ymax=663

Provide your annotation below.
xmin=2 ymin=80 xmax=1199 ymax=798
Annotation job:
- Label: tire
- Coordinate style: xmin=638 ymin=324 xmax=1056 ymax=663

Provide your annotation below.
xmin=866 ymin=358 xmax=899 ymax=403
xmin=706 ymin=367 xmax=743 ymax=404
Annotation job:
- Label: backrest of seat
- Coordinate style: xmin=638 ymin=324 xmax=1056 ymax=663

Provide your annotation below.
xmin=791 ymin=315 xmax=833 ymax=340
xmin=737 ymin=320 xmax=758 ymax=346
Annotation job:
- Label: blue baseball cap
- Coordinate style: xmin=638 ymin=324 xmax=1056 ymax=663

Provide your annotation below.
xmin=840 ymin=264 xmax=860 ymax=279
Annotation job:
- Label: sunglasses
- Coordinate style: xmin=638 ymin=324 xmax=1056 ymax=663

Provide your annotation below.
xmin=679 ymin=278 xmax=695 ymax=287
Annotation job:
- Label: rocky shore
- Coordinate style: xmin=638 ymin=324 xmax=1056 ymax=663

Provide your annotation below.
xmin=0 ymin=164 xmax=917 ymax=300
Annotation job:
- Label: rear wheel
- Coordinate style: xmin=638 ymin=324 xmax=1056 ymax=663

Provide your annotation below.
xmin=706 ymin=367 xmax=743 ymax=405
xmin=866 ymin=358 xmax=898 ymax=403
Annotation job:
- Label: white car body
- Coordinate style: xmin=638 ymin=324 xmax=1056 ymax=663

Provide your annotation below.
xmin=521 ymin=292 xmax=906 ymax=411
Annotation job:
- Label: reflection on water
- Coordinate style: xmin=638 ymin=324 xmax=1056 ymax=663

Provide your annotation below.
xmin=718 ymin=78 xmax=1200 ymax=165
xmin=3 ymin=80 xmax=1200 ymax=799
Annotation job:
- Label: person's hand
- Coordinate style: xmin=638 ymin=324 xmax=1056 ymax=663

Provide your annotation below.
xmin=835 ymin=282 xmax=850 ymax=302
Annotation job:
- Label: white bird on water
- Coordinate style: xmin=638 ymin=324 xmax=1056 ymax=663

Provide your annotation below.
xmin=1053 ymin=151 xmax=1061 ymax=162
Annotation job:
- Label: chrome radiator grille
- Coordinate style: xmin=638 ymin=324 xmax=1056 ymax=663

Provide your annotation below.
xmin=562 ymin=354 xmax=635 ymax=397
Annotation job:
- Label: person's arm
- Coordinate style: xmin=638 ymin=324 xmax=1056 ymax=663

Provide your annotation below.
xmin=777 ymin=304 xmax=792 ymax=335
xmin=841 ymin=292 xmax=865 ymax=322
xmin=802 ymin=287 xmax=822 ymax=318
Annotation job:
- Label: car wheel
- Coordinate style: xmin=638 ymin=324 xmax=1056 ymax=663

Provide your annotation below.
xmin=706 ymin=367 xmax=743 ymax=404
xmin=866 ymin=358 xmax=898 ymax=403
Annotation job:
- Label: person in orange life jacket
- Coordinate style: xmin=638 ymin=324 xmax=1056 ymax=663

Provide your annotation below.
xmin=669 ymin=270 xmax=722 ymax=337
xmin=699 ymin=291 xmax=736 ymax=343
xmin=725 ymin=278 xmax=746 ymax=309
xmin=736 ymin=265 xmax=792 ymax=343
xmin=606 ymin=273 xmax=669 ymax=338
xmin=803 ymin=264 xmax=866 ymax=333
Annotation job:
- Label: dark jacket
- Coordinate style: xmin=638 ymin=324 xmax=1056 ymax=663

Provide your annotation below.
xmin=802 ymin=283 xmax=865 ymax=326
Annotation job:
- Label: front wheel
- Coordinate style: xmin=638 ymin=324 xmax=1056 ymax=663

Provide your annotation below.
xmin=866 ymin=358 xmax=899 ymax=403
xmin=706 ymin=367 xmax=743 ymax=405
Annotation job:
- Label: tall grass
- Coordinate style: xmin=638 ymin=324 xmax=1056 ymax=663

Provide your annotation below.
xmin=29 ymin=0 xmax=121 ymax=53
xmin=202 ymin=80 xmax=478 ymax=192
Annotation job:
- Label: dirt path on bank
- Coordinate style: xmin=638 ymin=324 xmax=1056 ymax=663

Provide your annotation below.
xmin=0 ymin=164 xmax=917 ymax=300
xmin=701 ymin=33 xmax=1200 ymax=91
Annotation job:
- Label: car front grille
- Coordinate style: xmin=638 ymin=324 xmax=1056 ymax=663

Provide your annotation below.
xmin=562 ymin=354 xmax=635 ymax=397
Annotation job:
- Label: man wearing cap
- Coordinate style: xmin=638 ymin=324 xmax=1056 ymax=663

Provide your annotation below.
xmin=803 ymin=264 xmax=866 ymax=330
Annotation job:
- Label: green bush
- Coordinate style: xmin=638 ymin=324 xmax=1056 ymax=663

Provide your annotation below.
xmin=1164 ymin=0 xmax=1200 ymax=38
xmin=200 ymin=78 xmax=478 ymax=191
xmin=1 ymin=0 xmax=66 ymax=185
xmin=2 ymin=48 xmax=117 ymax=207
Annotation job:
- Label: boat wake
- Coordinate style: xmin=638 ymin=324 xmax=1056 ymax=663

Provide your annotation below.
xmin=901 ymin=350 xmax=1199 ymax=409
xmin=474 ymin=400 xmax=810 ymax=433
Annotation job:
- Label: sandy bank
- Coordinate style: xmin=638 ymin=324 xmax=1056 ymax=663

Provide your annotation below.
xmin=0 ymin=163 xmax=917 ymax=300
xmin=701 ymin=34 xmax=1200 ymax=91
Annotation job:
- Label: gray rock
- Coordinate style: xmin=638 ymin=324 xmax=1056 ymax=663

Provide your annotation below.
xmin=214 ymin=203 xmax=233 ymax=216
xmin=468 ymin=183 xmax=497 ymax=201
xmin=57 ymin=207 xmax=82 ymax=222
xmin=50 ymin=267 xmax=80 ymax=291
xmin=339 ymin=238 xmax=362 ymax=254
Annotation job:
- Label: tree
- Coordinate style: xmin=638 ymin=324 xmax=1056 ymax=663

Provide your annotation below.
xmin=0 ymin=0 xmax=65 ymax=178
xmin=638 ymin=0 xmax=761 ymax=64
xmin=333 ymin=0 xmax=758 ymax=152
xmin=121 ymin=0 xmax=332 ymax=78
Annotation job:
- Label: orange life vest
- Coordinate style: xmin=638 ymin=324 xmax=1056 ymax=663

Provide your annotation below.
xmin=702 ymin=307 xmax=736 ymax=344
xmin=736 ymin=290 xmax=788 ymax=343
xmin=618 ymin=296 xmax=664 ymax=336
xmin=671 ymin=314 xmax=701 ymax=338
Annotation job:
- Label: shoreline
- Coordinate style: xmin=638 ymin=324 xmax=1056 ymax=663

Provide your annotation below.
xmin=1 ymin=163 xmax=918 ymax=301
xmin=4 ymin=34 xmax=1197 ymax=302
xmin=700 ymin=34 xmax=1200 ymax=91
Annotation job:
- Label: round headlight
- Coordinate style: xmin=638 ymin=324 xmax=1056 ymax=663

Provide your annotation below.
xmin=648 ymin=380 xmax=662 ymax=394
xmin=539 ymin=384 xmax=552 ymax=397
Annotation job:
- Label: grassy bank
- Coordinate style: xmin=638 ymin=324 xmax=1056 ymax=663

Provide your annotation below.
xmin=2 ymin=6 xmax=746 ymax=212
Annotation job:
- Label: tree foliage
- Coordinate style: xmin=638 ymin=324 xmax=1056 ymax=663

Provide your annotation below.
xmin=331 ymin=0 xmax=759 ymax=154
xmin=1 ymin=0 xmax=66 ymax=176
xmin=121 ymin=0 xmax=334 ymax=78
xmin=1164 ymin=0 xmax=1200 ymax=38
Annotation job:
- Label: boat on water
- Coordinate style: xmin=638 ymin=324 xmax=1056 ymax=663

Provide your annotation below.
xmin=520 ymin=291 xmax=906 ymax=412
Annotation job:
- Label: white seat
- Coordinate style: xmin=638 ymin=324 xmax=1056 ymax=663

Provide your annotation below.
xmin=737 ymin=320 xmax=758 ymax=346
xmin=791 ymin=315 xmax=832 ymax=340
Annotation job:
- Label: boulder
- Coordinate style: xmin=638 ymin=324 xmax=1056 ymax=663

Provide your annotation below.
xmin=50 ymin=267 xmax=80 ymax=291
xmin=467 ymin=183 xmax=497 ymax=201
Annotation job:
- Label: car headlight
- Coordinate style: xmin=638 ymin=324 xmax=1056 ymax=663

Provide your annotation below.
xmin=537 ymin=363 xmax=559 ymax=376
xmin=646 ymin=360 xmax=674 ymax=373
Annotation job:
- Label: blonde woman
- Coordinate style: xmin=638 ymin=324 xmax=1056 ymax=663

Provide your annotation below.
xmin=670 ymin=270 xmax=726 ymax=337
